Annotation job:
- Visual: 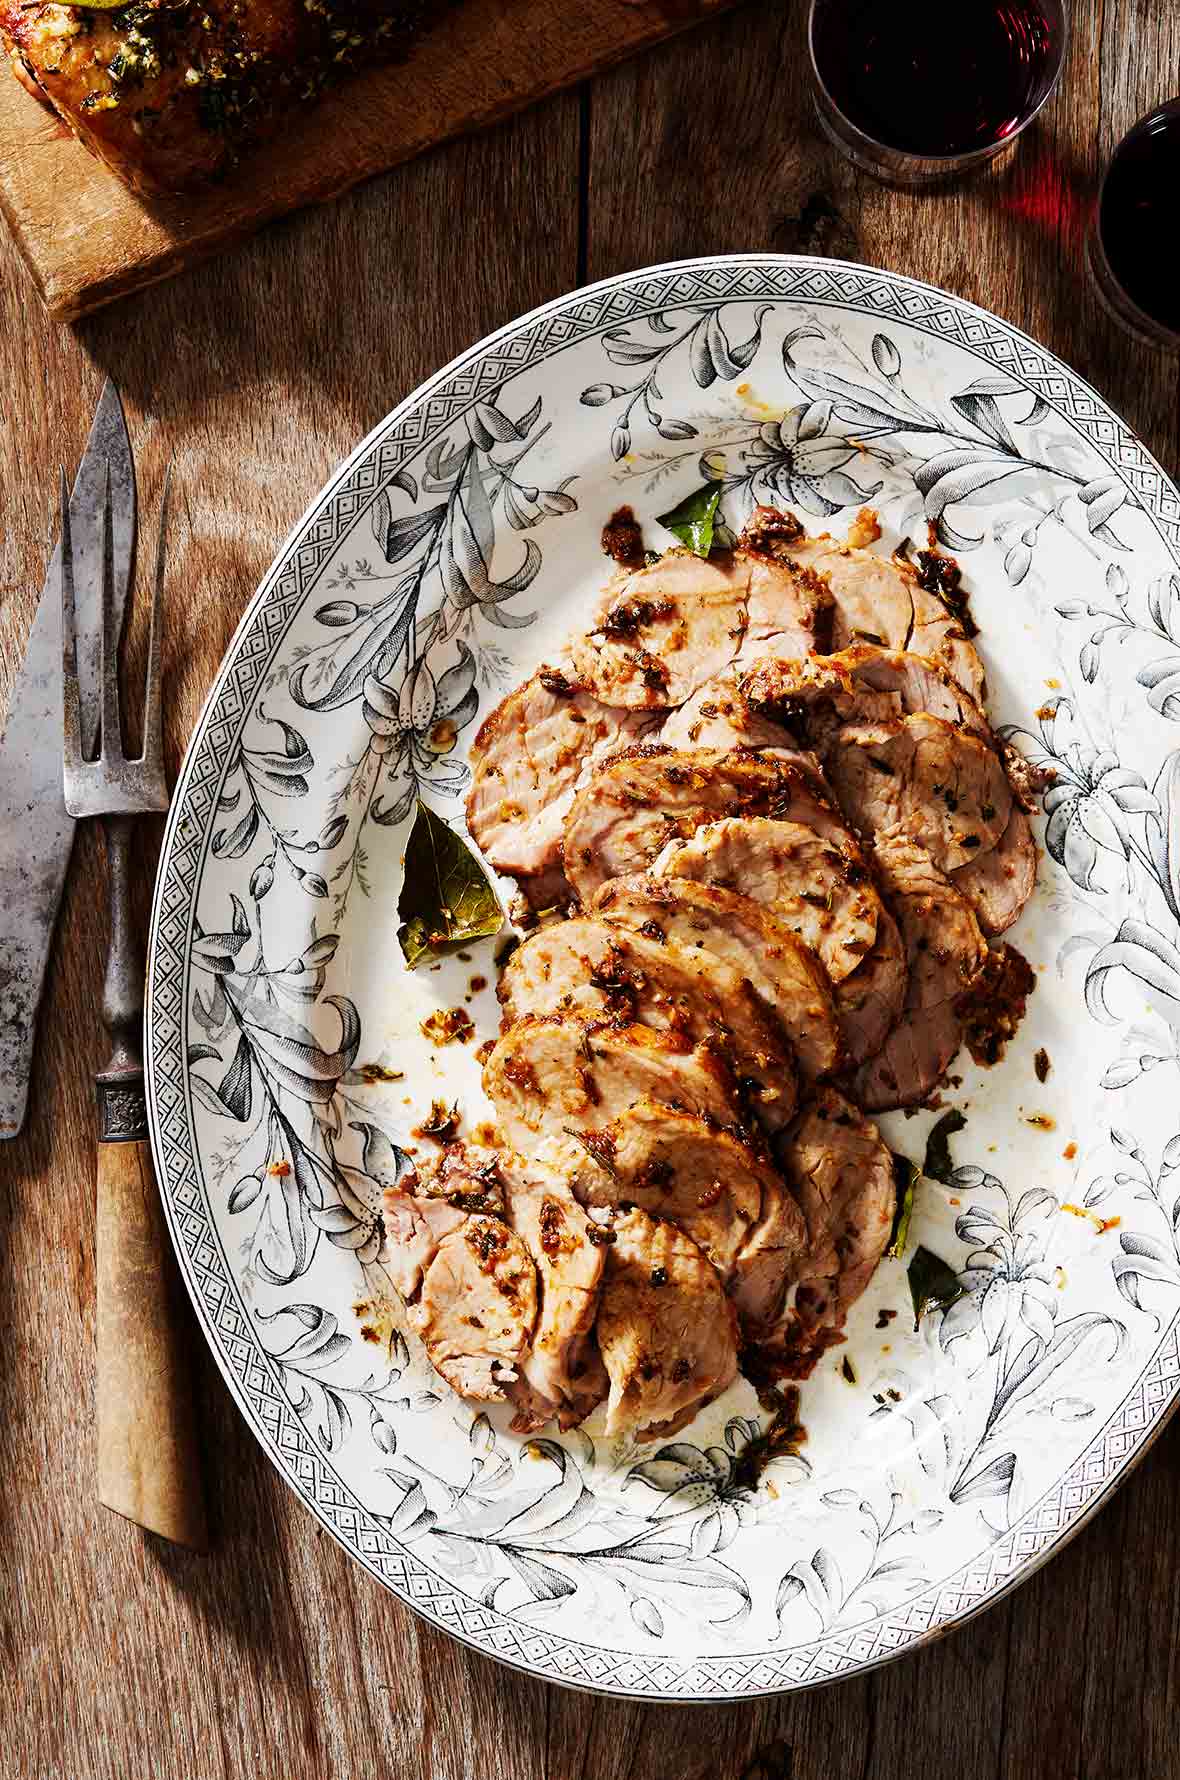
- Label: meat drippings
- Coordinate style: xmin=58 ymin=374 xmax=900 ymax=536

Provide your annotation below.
xmin=601 ymin=506 xmax=647 ymax=569
xmin=955 ymin=943 xmax=1036 ymax=1065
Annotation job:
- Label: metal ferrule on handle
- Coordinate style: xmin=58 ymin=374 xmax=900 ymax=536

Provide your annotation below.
xmin=95 ymin=813 xmax=149 ymax=1144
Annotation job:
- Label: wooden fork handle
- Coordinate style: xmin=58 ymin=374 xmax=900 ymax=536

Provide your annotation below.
xmin=96 ymin=1118 xmax=209 ymax=1550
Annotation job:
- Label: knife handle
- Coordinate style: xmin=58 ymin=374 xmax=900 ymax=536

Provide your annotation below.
xmin=96 ymin=1101 xmax=209 ymax=1551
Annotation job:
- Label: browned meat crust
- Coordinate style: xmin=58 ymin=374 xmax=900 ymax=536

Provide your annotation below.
xmin=0 ymin=0 xmax=445 ymax=193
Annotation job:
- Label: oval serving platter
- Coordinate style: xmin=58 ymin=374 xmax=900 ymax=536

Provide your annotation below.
xmin=146 ymin=256 xmax=1180 ymax=1699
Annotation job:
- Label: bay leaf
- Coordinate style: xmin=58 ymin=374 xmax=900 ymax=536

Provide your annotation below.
xmin=397 ymin=799 xmax=503 ymax=968
xmin=657 ymin=481 xmax=722 ymax=557
xmin=908 ymin=1245 xmax=966 ymax=1328
xmin=887 ymin=1152 xmax=920 ymax=1259
xmin=923 ymin=1108 xmax=967 ymax=1185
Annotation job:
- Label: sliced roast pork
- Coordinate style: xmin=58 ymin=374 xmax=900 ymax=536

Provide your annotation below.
xmin=741 ymin=642 xmax=991 ymax=748
xmin=740 ymin=645 xmax=1036 ymax=934
xmin=562 ymin=745 xmax=847 ymax=903
xmin=851 ymin=830 xmax=987 ymax=1110
xmin=655 ymin=816 xmax=879 ymax=986
xmin=380 ymin=1142 xmax=504 ymax=1302
xmin=825 ymin=714 xmax=1012 ymax=873
xmin=738 ymin=504 xmax=836 ymax=650
xmin=554 ymin=1095 xmax=797 ymax=1275
xmin=661 ymin=670 xmax=793 ymax=752
xmin=465 ymin=665 xmax=654 ymax=894
xmin=827 ymin=903 xmax=908 ymax=1066
xmin=649 ymin=818 xmax=905 ymax=1066
xmin=570 ymin=550 xmax=751 ymax=709
xmin=570 ymin=520 xmax=827 ymax=712
xmin=381 ymin=1158 xmax=537 ymax=1403
xmin=501 ymin=1150 xmax=609 ymax=1430
xmin=484 ymin=1016 xmax=745 ymax=1152
xmin=756 ymin=515 xmax=987 ymax=700
xmin=952 ymin=805 xmax=1037 ymax=935
xmin=596 ymin=1207 xmax=739 ymax=1438
xmin=760 ymin=1087 xmax=896 ymax=1371
xmin=727 ymin=1176 xmax=814 ymax=1337
xmin=497 ymin=916 xmax=796 ymax=1131
xmin=592 ymin=873 xmax=843 ymax=1081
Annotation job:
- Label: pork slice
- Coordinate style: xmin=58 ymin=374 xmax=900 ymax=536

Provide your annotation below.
xmin=483 ymin=1016 xmax=744 ymax=1152
xmin=741 ymin=643 xmax=991 ymax=749
xmin=791 ymin=532 xmax=914 ymax=649
xmin=740 ymin=653 xmax=898 ymax=750
xmin=661 ymin=669 xmax=794 ymax=752
xmin=908 ymin=583 xmax=987 ymax=704
xmin=562 ymin=744 xmax=844 ymax=903
xmin=515 ymin=862 xmax=579 ymax=916
xmin=766 ymin=1086 xmax=895 ymax=1364
xmin=741 ymin=509 xmax=987 ymax=700
xmin=648 ymin=820 xmax=902 ymax=1065
xmin=745 ymin=564 xmax=834 ymax=656
xmin=499 ymin=1150 xmax=609 ymax=1431
xmin=830 ymin=901 xmax=908 ymax=1065
xmin=465 ymin=666 xmax=654 ymax=885
xmin=850 ymin=830 xmax=987 ymax=1110
xmin=838 ymin=642 xmax=992 ymax=735
xmin=739 ymin=644 xmax=1035 ymax=934
xmin=381 ymin=1190 xmax=468 ymax=1304
xmin=818 ymin=538 xmax=986 ymax=702
xmin=596 ymin=1206 xmax=739 ymax=1438
xmin=415 ymin=1219 xmax=538 ymax=1401
xmin=381 ymin=1168 xmax=537 ymax=1403
xmin=825 ymin=714 xmax=1012 ymax=872
xmin=656 ymin=815 xmax=879 ymax=986
xmin=554 ymin=1095 xmax=777 ymax=1272
xmin=498 ymin=916 xmax=796 ymax=1132
xmin=951 ymin=804 xmax=1037 ymax=935
xmin=593 ymin=874 xmax=842 ymax=1082
xmin=380 ymin=1144 xmax=504 ymax=1300
xmin=737 ymin=505 xmax=835 ymax=652
xmin=569 ymin=550 xmax=750 ymax=709
xmin=727 ymin=1177 xmax=812 ymax=1334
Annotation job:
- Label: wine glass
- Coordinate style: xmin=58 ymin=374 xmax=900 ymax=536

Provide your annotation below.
xmin=808 ymin=0 xmax=1068 ymax=186
xmin=1088 ymin=99 xmax=1180 ymax=351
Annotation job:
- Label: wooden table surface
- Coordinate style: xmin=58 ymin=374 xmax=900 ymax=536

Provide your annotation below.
xmin=3 ymin=4 xmax=1180 ymax=1775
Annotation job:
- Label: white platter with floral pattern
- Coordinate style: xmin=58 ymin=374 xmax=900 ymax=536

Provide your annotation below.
xmin=146 ymin=256 xmax=1180 ymax=1699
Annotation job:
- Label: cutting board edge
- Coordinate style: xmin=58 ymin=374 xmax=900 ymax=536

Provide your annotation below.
xmin=0 ymin=0 xmax=745 ymax=322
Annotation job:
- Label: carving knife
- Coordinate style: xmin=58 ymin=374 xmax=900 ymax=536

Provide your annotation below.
xmin=0 ymin=380 xmax=136 ymax=1139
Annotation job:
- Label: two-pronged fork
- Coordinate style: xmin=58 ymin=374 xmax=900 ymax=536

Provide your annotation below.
xmin=61 ymin=465 xmax=207 ymax=1549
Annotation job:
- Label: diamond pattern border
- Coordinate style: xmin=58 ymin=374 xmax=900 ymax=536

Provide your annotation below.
xmin=144 ymin=256 xmax=1180 ymax=1699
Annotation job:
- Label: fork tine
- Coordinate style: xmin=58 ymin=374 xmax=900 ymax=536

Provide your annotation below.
xmin=140 ymin=459 xmax=170 ymax=771
xmin=59 ymin=465 xmax=84 ymax=774
xmin=99 ymin=460 xmax=123 ymax=764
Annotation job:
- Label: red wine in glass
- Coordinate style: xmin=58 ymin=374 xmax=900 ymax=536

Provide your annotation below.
xmin=809 ymin=0 xmax=1067 ymax=182
xmin=1091 ymin=101 xmax=1180 ymax=347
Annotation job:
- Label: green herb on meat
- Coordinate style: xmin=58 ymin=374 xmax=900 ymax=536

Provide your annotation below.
xmin=923 ymin=1108 xmax=967 ymax=1185
xmin=561 ymin=1126 xmax=621 ymax=1183
xmin=887 ymin=1152 xmax=920 ymax=1259
xmin=908 ymin=1245 xmax=966 ymax=1329
xmin=657 ymin=481 xmax=723 ymax=557
xmin=397 ymin=800 xmax=503 ymax=969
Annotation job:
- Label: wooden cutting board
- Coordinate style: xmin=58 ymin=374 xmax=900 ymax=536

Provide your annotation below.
xmin=0 ymin=0 xmax=739 ymax=321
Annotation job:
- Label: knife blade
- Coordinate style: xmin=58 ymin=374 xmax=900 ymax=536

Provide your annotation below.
xmin=0 ymin=380 xmax=137 ymax=1139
